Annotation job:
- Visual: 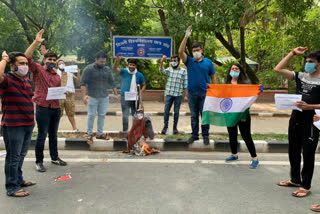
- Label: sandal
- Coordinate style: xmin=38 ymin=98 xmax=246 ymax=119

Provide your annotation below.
xmin=96 ymin=133 xmax=107 ymax=139
xmin=277 ymin=180 xmax=300 ymax=187
xmin=292 ymin=188 xmax=311 ymax=197
xmin=21 ymin=181 xmax=36 ymax=187
xmin=311 ymin=204 xmax=320 ymax=212
xmin=87 ymin=135 xmax=93 ymax=145
xmin=7 ymin=189 xmax=29 ymax=197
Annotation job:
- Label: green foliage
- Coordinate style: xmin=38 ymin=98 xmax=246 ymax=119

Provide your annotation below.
xmin=0 ymin=0 xmax=320 ymax=90
xmin=138 ymin=59 xmax=167 ymax=89
xmin=0 ymin=4 xmax=28 ymax=53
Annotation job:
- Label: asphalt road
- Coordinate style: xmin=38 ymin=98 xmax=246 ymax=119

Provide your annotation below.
xmin=0 ymin=151 xmax=320 ymax=214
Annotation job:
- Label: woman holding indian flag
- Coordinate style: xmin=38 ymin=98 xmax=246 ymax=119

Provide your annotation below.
xmin=224 ymin=64 xmax=259 ymax=169
xmin=201 ymin=63 xmax=262 ymax=169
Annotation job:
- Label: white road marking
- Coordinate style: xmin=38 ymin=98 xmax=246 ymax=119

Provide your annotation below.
xmin=0 ymin=158 xmax=314 ymax=166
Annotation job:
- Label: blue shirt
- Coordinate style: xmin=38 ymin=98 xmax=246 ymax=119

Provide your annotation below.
xmin=184 ymin=55 xmax=215 ymax=93
xmin=120 ymin=68 xmax=145 ymax=96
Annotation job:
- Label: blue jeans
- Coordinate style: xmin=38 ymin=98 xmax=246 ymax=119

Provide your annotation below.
xmin=3 ymin=125 xmax=34 ymax=194
xmin=187 ymin=91 xmax=209 ymax=138
xmin=163 ymin=95 xmax=182 ymax=129
xmin=121 ymin=96 xmax=136 ymax=132
xmin=35 ymin=106 xmax=61 ymax=163
xmin=87 ymin=96 xmax=109 ymax=135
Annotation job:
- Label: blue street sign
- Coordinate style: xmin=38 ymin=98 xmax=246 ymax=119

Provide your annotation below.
xmin=113 ymin=36 xmax=172 ymax=59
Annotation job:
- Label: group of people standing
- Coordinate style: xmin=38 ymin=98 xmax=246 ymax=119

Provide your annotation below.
xmin=2 ymin=26 xmax=320 ymax=212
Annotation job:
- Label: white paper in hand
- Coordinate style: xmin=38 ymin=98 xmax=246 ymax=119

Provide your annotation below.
xmin=65 ymin=65 xmax=78 ymax=73
xmin=274 ymin=94 xmax=302 ymax=111
xmin=125 ymin=91 xmax=137 ymax=101
xmin=46 ymin=87 xmax=67 ymax=100
xmin=313 ymin=110 xmax=320 ymax=130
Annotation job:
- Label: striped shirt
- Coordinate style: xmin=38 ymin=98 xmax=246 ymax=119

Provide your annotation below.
xmin=0 ymin=73 xmax=34 ymax=127
xmin=160 ymin=67 xmax=187 ymax=96
xmin=28 ymin=58 xmax=61 ymax=108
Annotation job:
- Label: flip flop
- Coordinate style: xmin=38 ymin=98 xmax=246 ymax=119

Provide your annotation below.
xmin=96 ymin=133 xmax=108 ymax=140
xmin=21 ymin=181 xmax=36 ymax=187
xmin=87 ymin=135 xmax=93 ymax=145
xmin=311 ymin=204 xmax=320 ymax=212
xmin=292 ymin=188 xmax=311 ymax=197
xmin=7 ymin=189 xmax=29 ymax=197
xmin=277 ymin=180 xmax=300 ymax=187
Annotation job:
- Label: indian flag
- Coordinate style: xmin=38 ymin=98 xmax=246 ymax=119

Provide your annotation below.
xmin=201 ymin=84 xmax=263 ymax=127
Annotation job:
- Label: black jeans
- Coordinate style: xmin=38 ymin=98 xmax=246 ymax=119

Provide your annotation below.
xmin=227 ymin=114 xmax=257 ymax=158
xmin=35 ymin=106 xmax=61 ymax=163
xmin=288 ymin=111 xmax=319 ymax=190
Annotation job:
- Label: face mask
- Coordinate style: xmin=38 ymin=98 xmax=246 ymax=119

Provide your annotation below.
xmin=230 ymin=71 xmax=240 ymax=78
xmin=15 ymin=65 xmax=29 ymax=77
xmin=96 ymin=64 xmax=104 ymax=69
xmin=305 ymin=62 xmax=316 ymax=74
xmin=46 ymin=62 xmax=56 ymax=70
xmin=193 ymin=52 xmax=202 ymax=60
xmin=171 ymin=62 xmax=179 ymax=68
xmin=58 ymin=64 xmax=65 ymax=70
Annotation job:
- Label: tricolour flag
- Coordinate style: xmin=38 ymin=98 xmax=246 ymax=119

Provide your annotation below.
xmin=201 ymin=84 xmax=263 ymax=127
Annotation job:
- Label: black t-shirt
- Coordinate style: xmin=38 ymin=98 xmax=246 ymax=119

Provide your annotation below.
xmin=293 ymin=71 xmax=320 ymax=117
xmin=295 ymin=72 xmax=320 ymax=104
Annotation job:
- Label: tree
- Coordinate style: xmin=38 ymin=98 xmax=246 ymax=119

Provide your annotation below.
xmin=0 ymin=0 xmax=72 ymax=57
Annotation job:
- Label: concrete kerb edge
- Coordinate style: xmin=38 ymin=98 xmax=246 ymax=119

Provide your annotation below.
xmin=74 ymin=111 xmax=291 ymax=117
xmin=0 ymin=137 xmax=295 ymax=153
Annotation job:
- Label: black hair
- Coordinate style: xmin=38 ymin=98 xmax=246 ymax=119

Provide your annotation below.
xmin=95 ymin=51 xmax=107 ymax=60
xmin=44 ymin=52 xmax=57 ymax=59
xmin=171 ymin=55 xmax=180 ymax=61
xmin=191 ymin=42 xmax=202 ymax=50
xmin=225 ymin=63 xmax=249 ymax=84
xmin=305 ymin=50 xmax=320 ymax=62
xmin=8 ymin=52 xmax=27 ymax=65
xmin=127 ymin=59 xmax=138 ymax=65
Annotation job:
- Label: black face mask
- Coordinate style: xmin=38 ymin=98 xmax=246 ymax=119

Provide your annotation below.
xmin=46 ymin=62 xmax=56 ymax=70
xmin=96 ymin=64 xmax=104 ymax=69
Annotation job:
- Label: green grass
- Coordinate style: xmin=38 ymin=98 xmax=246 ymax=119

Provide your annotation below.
xmin=156 ymin=132 xmax=288 ymax=141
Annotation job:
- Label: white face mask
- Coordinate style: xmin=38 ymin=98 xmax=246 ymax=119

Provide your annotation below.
xmin=59 ymin=64 xmax=65 ymax=70
xmin=193 ymin=52 xmax=202 ymax=60
xmin=171 ymin=62 xmax=179 ymax=67
xmin=16 ymin=65 xmax=29 ymax=77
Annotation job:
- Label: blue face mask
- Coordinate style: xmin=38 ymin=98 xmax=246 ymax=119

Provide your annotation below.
xmin=230 ymin=71 xmax=240 ymax=78
xmin=305 ymin=63 xmax=316 ymax=74
xmin=46 ymin=62 xmax=56 ymax=70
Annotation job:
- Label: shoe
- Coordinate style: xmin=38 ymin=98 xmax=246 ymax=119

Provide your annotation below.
xmin=187 ymin=137 xmax=199 ymax=144
xmin=51 ymin=157 xmax=67 ymax=166
xmin=225 ymin=155 xmax=239 ymax=162
xmin=173 ymin=128 xmax=179 ymax=135
xmin=35 ymin=162 xmax=46 ymax=172
xmin=203 ymin=137 xmax=210 ymax=145
xmin=250 ymin=159 xmax=259 ymax=169
xmin=161 ymin=127 xmax=167 ymax=135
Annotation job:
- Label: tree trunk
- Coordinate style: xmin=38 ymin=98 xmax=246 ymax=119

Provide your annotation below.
xmin=215 ymin=32 xmax=259 ymax=84
xmin=240 ymin=26 xmax=259 ymax=84
xmin=158 ymin=9 xmax=169 ymax=36
xmin=240 ymin=27 xmax=246 ymax=72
